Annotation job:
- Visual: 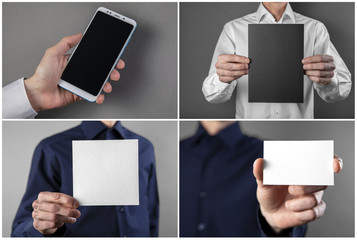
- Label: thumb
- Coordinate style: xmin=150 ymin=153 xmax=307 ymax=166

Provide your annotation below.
xmin=54 ymin=33 xmax=82 ymax=55
xmin=253 ymin=158 xmax=264 ymax=187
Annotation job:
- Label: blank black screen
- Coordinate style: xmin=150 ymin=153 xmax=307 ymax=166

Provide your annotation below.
xmin=61 ymin=11 xmax=133 ymax=96
xmin=249 ymin=24 xmax=304 ymax=103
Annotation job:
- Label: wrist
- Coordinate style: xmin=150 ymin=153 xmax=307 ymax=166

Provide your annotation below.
xmin=24 ymin=76 xmax=41 ymax=112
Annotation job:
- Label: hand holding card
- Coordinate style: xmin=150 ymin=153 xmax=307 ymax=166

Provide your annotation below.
xmin=252 ymin=143 xmax=342 ymax=234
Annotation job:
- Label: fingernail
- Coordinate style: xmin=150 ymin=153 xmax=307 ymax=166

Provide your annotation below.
xmin=337 ymin=157 xmax=343 ymax=170
xmin=245 ymin=58 xmax=250 ymax=63
xmin=302 ymin=59 xmax=305 ymax=63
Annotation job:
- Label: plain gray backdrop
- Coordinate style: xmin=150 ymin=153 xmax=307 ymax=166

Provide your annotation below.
xmin=180 ymin=2 xmax=354 ymax=119
xmin=3 ymin=2 xmax=177 ymax=119
xmin=3 ymin=121 xmax=177 ymax=237
xmin=180 ymin=121 xmax=354 ymax=237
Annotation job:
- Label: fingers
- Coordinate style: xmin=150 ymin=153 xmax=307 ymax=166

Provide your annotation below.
xmin=116 ymin=59 xmax=125 ymax=69
xmin=215 ymin=62 xmax=249 ymax=71
xmin=218 ymin=54 xmax=250 ymax=63
xmin=37 ymin=192 xmax=79 ymax=208
xmin=253 ymin=158 xmax=264 ymax=186
xmin=96 ymin=94 xmax=105 ymax=104
xmin=55 ymin=33 xmax=83 ymax=54
xmin=110 ymin=69 xmax=120 ymax=81
xmin=302 ymin=55 xmax=334 ymax=64
xmin=288 ymin=185 xmax=327 ymax=196
xmin=32 ymin=209 xmax=77 ymax=224
xmin=103 ymin=82 xmax=112 ymax=93
xmin=286 ymin=190 xmax=324 ymax=212
xmin=216 ymin=69 xmax=248 ymax=79
xmin=333 ymin=154 xmax=343 ymax=173
xmin=304 ymin=70 xmax=334 ymax=78
xmin=294 ymin=200 xmax=326 ymax=223
xmin=32 ymin=200 xmax=81 ymax=218
xmin=303 ymin=62 xmax=335 ymax=71
xmin=306 ymin=75 xmax=332 ymax=85
xmin=32 ymin=192 xmax=80 ymax=235
xmin=216 ymin=54 xmax=250 ymax=83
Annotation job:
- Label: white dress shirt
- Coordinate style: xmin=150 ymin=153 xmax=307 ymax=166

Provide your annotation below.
xmin=3 ymin=78 xmax=38 ymax=119
xmin=202 ymin=3 xmax=351 ymax=119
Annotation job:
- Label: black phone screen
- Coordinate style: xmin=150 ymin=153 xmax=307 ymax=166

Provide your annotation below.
xmin=61 ymin=11 xmax=134 ymax=96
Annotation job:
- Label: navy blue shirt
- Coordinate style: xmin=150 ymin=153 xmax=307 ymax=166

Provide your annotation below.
xmin=180 ymin=123 xmax=306 ymax=237
xmin=12 ymin=121 xmax=159 ymax=237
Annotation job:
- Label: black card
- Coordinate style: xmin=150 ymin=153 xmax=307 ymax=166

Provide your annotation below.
xmin=248 ymin=24 xmax=304 ymax=103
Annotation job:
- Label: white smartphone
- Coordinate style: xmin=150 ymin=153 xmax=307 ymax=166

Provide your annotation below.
xmin=59 ymin=7 xmax=137 ymax=102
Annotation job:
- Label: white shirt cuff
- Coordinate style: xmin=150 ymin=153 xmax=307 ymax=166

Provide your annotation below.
xmin=2 ymin=78 xmax=38 ymax=119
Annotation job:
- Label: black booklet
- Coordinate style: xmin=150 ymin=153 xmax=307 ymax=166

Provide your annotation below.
xmin=248 ymin=24 xmax=304 ymax=103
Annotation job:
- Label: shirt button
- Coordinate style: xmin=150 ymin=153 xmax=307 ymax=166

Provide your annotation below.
xmin=199 ymin=192 xmax=208 ymax=198
xmin=197 ymin=223 xmax=206 ymax=231
xmin=119 ymin=207 xmax=125 ymax=213
xmin=275 ymin=110 xmax=279 ymax=115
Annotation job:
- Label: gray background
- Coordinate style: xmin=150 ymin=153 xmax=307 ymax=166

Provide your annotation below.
xmin=3 ymin=121 xmax=177 ymax=237
xmin=3 ymin=2 xmax=177 ymax=119
xmin=180 ymin=121 xmax=354 ymax=237
xmin=180 ymin=2 xmax=354 ymax=119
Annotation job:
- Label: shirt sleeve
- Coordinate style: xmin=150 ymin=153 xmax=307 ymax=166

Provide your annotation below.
xmin=2 ymin=78 xmax=38 ymax=119
xmin=257 ymin=207 xmax=307 ymax=237
xmin=147 ymin=145 xmax=160 ymax=237
xmin=312 ymin=22 xmax=352 ymax=102
xmin=11 ymin=141 xmax=64 ymax=237
xmin=202 ymin=23 xmax=238 ymax=103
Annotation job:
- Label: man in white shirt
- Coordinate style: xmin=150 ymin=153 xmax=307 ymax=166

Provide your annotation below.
xmin=202 ymin=2 xmax=351 ymax=119
xmin=2 ymin=33 xmax=124 ymax=119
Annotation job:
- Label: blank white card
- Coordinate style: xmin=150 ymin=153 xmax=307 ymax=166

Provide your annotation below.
xmin=73 ymin=140 xmax=139 ymax=206
xmin=263 ymin=140 xmax=334 ymax=186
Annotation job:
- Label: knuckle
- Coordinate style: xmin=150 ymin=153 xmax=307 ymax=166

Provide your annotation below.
xmin=309 ymin=196 xmax=318 ymax=208
xmin=307 ymin=209 xmax=316 ymax=221
xmin=32 ymin=211 xmax=37 ymax=220
xmin=33 ymin=220 xmax=41 ymax=230
xmin=49 ymin=204 xmax=60 ymax=213
xmin=50 ymin=213 xmax=58 ymax=222
xmin=62 ymin=36 xmax=69 ymax=43
xmin=38 ymin=192 xmax=44 ymax=200
xmin=65 ymin=198 xmax=72 ymax=206
xmin=32 ymin=200 xmax=38 ymax=209
xmin=48 ymin=221 xmax=56 ymax=229
xmin=329 ymin=55 xmax=334 ymax=62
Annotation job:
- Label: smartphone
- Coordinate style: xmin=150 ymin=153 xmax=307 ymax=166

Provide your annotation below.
xmin=59 ymin=7 xmax=136 ymax=102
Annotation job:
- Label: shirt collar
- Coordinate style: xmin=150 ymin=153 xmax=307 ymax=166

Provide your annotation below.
xmin=256 ymin=3 xmax=295 ymax=24
xmin=215 ymin=123 xmax=245 ymax=150
xmin=190 ymin=122 xmax=245 ymax=150
xmin=81 ymin=121 xmax=127 ymax=140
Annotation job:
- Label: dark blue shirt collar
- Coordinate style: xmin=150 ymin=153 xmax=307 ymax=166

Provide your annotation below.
xmin=190 ymin=122 xmax=244 ymax=150
xmin=81 ymin=121 xmax=127 ymax=140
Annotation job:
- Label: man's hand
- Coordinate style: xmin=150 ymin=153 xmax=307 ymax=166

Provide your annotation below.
xmin=253 ymin=154 xmax=342 ymax=234
xmin=302 ymin=55 xmax=335 ymax=86
xmin=24 ymin=33 xmax=125 ymax=112
xmin=215 ymin=54 xmax=250 ymax=83
xmin=32 ymin=192 xmax=81 ymax=235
